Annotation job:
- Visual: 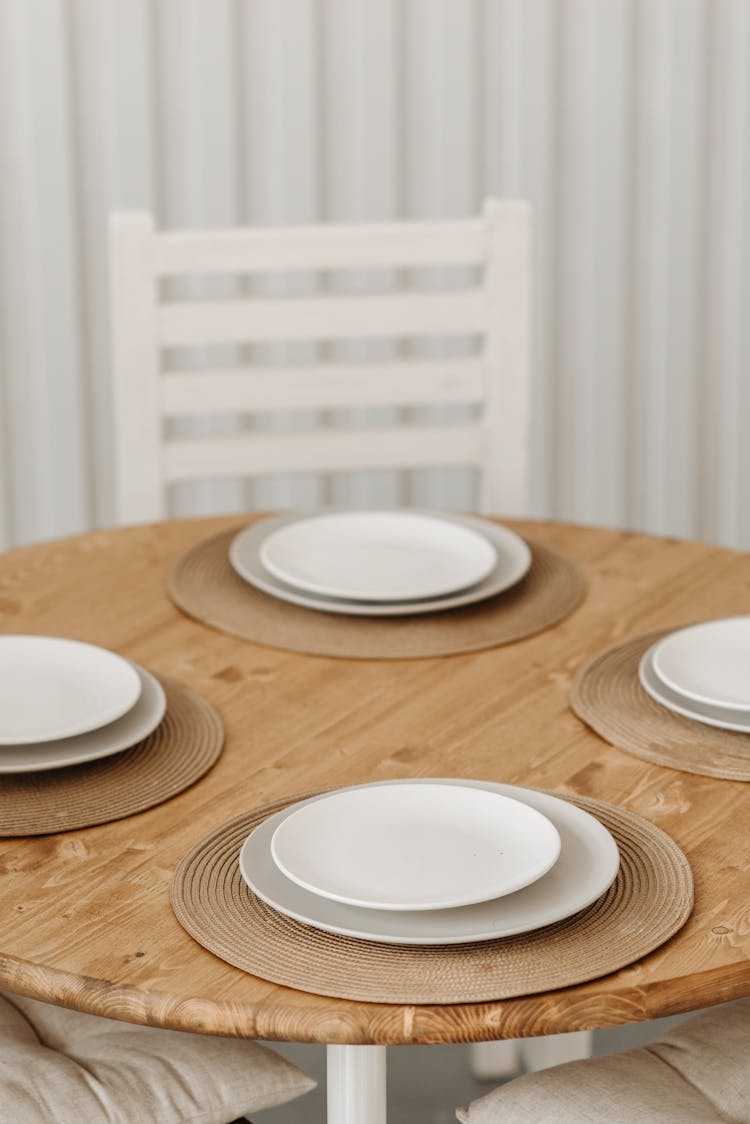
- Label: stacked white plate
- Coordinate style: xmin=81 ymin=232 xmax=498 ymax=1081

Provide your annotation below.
xmin=639 ymin=616 xmax=750 ymax=733
xmin=238 ymin=779 xmax=620 ymax=945
xmin=229 ymin=509 xmax=532 ymax=616
xmin=0 ymin=635 xmax=166 ymax=773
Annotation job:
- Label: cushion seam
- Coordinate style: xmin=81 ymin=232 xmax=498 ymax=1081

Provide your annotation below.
xmin=645 ymin=1049 xmax=736 ymax=1124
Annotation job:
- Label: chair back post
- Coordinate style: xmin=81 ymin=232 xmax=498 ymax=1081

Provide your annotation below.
xmin=109 ymin=212 xmax=163 ymax=524
xmin=479 ymin=199 xmax=532 ymax=517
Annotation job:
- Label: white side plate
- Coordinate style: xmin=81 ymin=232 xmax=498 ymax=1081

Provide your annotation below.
xmin=270 ymin=782 xmax=561 ymax=911
xmin=639 ymin=646 xmax=750 ymax=733
xmin=0 ymin=665 xmax=166 ymax=773
xmin=0 ymin=635 xmax=142 ymax=744
xmin=230 ymin=511 xmax=532 ymax=617
xmin=651 ymin=617 xmax=750 ymax=711
xmin=239 ymin=780 xmax=620 ymax=945
xmin=260 ymin=511 xmax=497 ymax=601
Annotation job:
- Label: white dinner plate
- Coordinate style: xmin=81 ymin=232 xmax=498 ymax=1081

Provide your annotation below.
xmin=0 ymin=664 xmax=166 ymax=773
xmin=229 ymin=511 xmax=532 ymax=617
xmin=239 ymin=780 xmax=620 ymax=945
xmin=270 ymin=782 xmax=561 ymax=911
xmin=0 ymin=635 xmax=142 ymax=744
xmin=651 ymin=617 xmax=750 ymax=711
xmin=259 ymin=511 xmax=497 ymax=601
xmin=639 ymin=646 xmax=750 ymax=734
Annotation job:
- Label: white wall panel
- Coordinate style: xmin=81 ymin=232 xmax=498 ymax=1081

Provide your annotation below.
xmin=508 ymin=0 xmax=558 ymax=519
xmin=1 ymin=0 xmax=749 ymax=550
xmin=155 ymin=0 xmax=246 ymax=517
xmin=0 ymin=0 xmax=89 ymax=545
xmin=586 ymin=0 xmax=632 ymax=530
xmin=404 ymin=1 xmax=479 ymax=219
xmin=554 ymin=0 xmax=605 ymax=523
xmin=69 ymin=0 xmax=156 ymax=528
xmin=628 ymin=0 xmax=677 ymax=536
xmin=484 ymin=0 xmax=523 ymax=196
xmin=404 ymin=1 xmax=480 ymax=511
xmin=322 ymin=0 xmax=402 ymax=509
xmin=701 ymin=0 xmax=750 ymax=547
xmin=239 ymin=0 xmax=323 ymax=513
xmin=665 ymin=0 xmax=709 ymax=542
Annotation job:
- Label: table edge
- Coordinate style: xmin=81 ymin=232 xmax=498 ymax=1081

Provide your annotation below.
xmin=1 ymin=951 xmax=749 ymax=1045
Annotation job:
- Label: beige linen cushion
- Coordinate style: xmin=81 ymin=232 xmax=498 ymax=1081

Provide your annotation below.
xmin=0 ymin=990 xmax=315 ymax=1124
xmin=457 ymin=1000 xmax=750 ymax=1123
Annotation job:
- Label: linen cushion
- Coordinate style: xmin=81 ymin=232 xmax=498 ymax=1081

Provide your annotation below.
xmin=457 ymin=999 xmax=750 ymax=1123
xmin=0 ymin=990 xmax=315 ymax=1124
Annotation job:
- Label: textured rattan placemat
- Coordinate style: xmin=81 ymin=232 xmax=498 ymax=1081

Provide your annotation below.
xmin=171 ymin=791 xmax=692 ymax=1004
xmin=168 ymin=528 xmax=586 ymax=660
xmin=0 ymin=678 xmax=224 ymax=836
xmin=570 ymin=631 xmax=750 ymax=781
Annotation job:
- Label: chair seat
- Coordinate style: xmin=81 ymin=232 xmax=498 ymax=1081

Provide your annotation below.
xmin=0 ymin=990 xmax=315 ymax=1124
xmin=457 ymin=1000 xmax=750 ymax=1123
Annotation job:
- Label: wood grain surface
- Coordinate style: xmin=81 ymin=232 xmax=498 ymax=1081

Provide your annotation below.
xmin=1 ymin=515 xmax=749 ymax=1045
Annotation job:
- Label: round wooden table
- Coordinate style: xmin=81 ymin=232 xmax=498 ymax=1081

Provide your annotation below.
xmin=1 ymin=516 xmax=750 ymax=1122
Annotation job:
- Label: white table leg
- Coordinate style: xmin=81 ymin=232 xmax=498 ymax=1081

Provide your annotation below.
xmin=521 ymin=1030 xmax=592 ymax=1072
xmin=468 ymin=1040 xmax=520 ymax=1079
xmin=327 ymin=1044 xmax=387 ymax=1124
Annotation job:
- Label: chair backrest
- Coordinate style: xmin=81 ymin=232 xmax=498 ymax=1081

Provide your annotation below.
xmin=109 ymin=200 xmax=531 ymax=524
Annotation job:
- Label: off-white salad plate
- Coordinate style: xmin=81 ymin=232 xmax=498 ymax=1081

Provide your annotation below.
xmin=229 ymin=511 xmax=532 ymax=617
xmin=651 ymin=617 xmax=750 ymax=712
xmin=239 ymin=780 xmax=620 ymax=945
xmin=0 ymin=635 xmax=142 ymax=745
xmin=270 ymin=781 xmax=561 ymax=911
xmin=0 ymin=665 xmax=167 ymax=773
xmin=639 ymin=646 xmax=750 ymax=734
xmin=259 ymin=511 xmax=497 ymax=601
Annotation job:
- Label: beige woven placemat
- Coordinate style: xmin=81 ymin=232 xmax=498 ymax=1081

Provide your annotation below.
xmin=0 ymin=678 xmax=224 ymax=836
xmin=571 ymin=631 xmax=750 ymax=781
xmin=170 ymin=791 xmax=692 ymax=1004
xmin=168 ymin=528 xmax=586 ymax=659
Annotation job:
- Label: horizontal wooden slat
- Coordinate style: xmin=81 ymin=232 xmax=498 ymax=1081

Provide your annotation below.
xmin=160 ymin=359 xmax=487 ymax=415
xmin=154 ymin=218 xmax=487 ymax=275
xmin=162 ymin=424 xmax=486 ymax=482
xmin=159 ymin=289 xmax=487 ymax=346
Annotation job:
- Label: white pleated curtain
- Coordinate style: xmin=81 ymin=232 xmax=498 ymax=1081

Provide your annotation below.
xmin=0 ymin=0 xmax=748 ymax=551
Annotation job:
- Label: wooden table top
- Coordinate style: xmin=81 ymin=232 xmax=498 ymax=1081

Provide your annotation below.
xmin=1 ymin=515 xmax=750 ymax=1046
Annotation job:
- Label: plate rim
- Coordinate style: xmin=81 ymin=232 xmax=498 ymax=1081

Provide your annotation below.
xmin=639 ymin=645 xmax=750 ymax=733
xmin=0 ymin=634 xmax=143 ymax=745
xmin=269 ymin=781 xmax=562 ymax=912
xmin=239 ymin=779 xmax=621 ymax=945
xmin=229 ymin=510 xmax=533 ymax=617
xmin=259 ymin=510 xmax=498 ymax=602
xmin=650 ymin=616 xmax=750 ymax=713
xmin=0 ymin=663 xmax=166 ymax=772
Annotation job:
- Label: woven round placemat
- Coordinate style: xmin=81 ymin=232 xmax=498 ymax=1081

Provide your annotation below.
xmin=167 ymin=528 xmax=586 ymax=659
xmin=0 ymin=678 xmax=224 ymax=836
xmin=570 ymin=631 xmax=750 ymax=781
xmin=170 ymin=791 xmax=692 ymax=1004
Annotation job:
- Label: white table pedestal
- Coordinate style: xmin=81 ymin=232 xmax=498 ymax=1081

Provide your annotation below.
xmin=327 ymin=1044 xmax=387 ymax=1124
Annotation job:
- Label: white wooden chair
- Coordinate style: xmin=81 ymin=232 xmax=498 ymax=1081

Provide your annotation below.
xmin=109 ymin=199 xmax=531 ymax=525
